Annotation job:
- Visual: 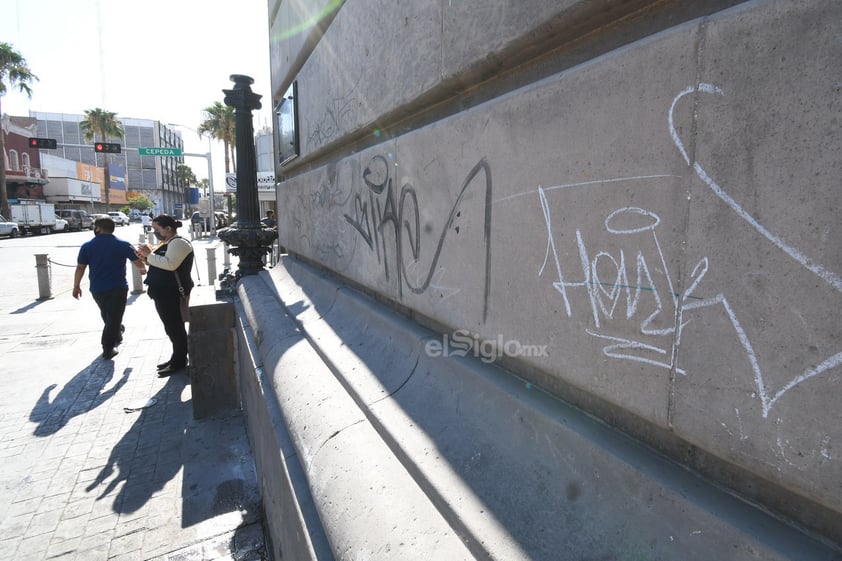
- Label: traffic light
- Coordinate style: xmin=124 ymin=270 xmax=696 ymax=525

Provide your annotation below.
xmin=28 ymin=137 xmax=57 ymax=149
xmin=94 ymin=142 xmax=121 ymax=153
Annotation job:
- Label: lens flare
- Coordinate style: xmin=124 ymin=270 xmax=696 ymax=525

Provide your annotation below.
xmin=269 ymin=0 xmax=344 ymax=43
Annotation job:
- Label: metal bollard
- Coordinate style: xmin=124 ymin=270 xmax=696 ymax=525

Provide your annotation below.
xmin=131 ymin=264 xmax=145 ymax=294
xmin=35 ymin=254 xmax=52 ymax=300
xmin=147 ymin=231 xmax=155 ymax=244
xmin=206 ymin=245 xmax=217 ymax=284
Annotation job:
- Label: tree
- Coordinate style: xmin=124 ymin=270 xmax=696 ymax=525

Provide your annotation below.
xmin=176 ymin=163 xmax=198 ymax=211
xmin=0 ymin=43 xmax=38 ymax=217
xmin=198 ymin=101 xmax=236 ymax=173
xmin=127 ymin=193 xmax=153 ymax=213
xmin=80 ymin=108 xmax=124 ymax=207
xmin=176 ymin=163 xmax=198 ymax=188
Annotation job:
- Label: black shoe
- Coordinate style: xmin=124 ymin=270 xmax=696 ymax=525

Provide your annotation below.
xmin=157 ymin=364 xmax=184 ymax=377
xmin=103 ymin=348 xmax=119 ymax=359
xmin=156 ymin=361 xmax=171 ymax=370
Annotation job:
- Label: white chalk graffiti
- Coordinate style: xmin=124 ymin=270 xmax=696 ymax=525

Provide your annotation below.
xmin=539 ymin=194 xmax=692 ymax=375
xmin=537 ymin=84 xmax=842 ymax=418
xmin=670 ymin=84 xmax=842 ymax=293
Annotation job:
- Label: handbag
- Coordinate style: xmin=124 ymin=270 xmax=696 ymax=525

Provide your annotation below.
xmin=174 ymin=272 xmax=190 ymax=322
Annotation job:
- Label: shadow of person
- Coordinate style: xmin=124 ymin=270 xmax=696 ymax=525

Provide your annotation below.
xmin=29 ymin=359 xmax=130 ymax=437
xmin=85 ymin=374 xmax=190 ymax=514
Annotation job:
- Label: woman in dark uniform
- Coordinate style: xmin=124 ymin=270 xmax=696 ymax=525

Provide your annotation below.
xmin=137 ymin=214 xmax=194 ymax=376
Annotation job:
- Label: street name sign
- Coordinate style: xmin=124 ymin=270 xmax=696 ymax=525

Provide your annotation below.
xmin=138 ymin=147 xmax=183 ymax=157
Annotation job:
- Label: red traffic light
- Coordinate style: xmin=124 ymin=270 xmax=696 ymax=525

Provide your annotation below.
xmin=28 ymin=137 xmax=57 ymax=149
xmin=94 ymin=142 xmax=121 ymax=153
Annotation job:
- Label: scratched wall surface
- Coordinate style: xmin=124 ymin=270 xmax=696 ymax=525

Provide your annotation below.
xmin=275 ymin=0 xmax=841 ymax=525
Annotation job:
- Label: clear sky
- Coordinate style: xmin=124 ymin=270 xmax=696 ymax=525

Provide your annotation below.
xmin=1 ymin=0 xmax=273 ymax=182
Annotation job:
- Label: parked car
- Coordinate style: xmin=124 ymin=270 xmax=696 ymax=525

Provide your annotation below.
xmin=191 ymin=211 xmax=212 ymax=231
xmin=53 ymin=215 xmax=69 ymax=232
xmin=0 ymin=214 xmax=20 ymax=238
xmin=108 ymin=211 xmax=130 ymax=226
xmin=57 ymin=209 xmax=94 ymax=231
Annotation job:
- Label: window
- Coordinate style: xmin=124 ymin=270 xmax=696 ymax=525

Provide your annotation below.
xmin=22 ymin=153 xmax=31 ymax=170
xmin=276 ymin=81 xmax=299 ymax=166
xmin=9 ymin=150 xmax=19 ymax=171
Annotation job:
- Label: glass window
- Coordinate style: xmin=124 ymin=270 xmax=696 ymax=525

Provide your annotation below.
xmin=45 ymin=120 xmax=63 ymax=139
xmin=63 ymin=121 xmax=80 ymax=144
xmin=128 ymin=169 xmax=143 ymax=188
xmin=142 ymin=169 xmax=157 ymax=188
xmin=22 ymin=153 xmax=30 ymax=169
xmin=140 ymin=126 xmax=154 ymax=147
xmin=276 ymin=81 xmax=299 ymax=166
xmin=125 ymin=126 xmax=141 ymax=148
xmin=9 ymin=150 xmax=19 ymax=170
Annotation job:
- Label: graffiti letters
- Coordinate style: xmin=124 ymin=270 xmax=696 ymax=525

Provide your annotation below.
xmin=536 ymin=84 xmax=842 ymax=418
xmin=344 ymin=155 xmax=493 ymax=321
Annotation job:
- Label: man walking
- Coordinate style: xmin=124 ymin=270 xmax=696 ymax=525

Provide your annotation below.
xmin=141 ymin=212 xmax=151 ymax=233
xmin=73 ymin=216 xmax=146 ymax=359
xmin=261 ymin=210 xmax=276 ymax=227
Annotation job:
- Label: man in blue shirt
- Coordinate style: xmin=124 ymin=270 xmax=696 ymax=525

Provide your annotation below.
xmin=73 ymin=216 xmax=146 ymax=359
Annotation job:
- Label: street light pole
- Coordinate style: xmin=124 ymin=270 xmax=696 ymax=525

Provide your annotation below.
xmin=167 ymin=123 xmax=216 ymax=236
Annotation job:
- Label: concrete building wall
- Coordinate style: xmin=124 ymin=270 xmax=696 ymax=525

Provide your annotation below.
xmin=268 ymin=0 xmax=842 ymax=545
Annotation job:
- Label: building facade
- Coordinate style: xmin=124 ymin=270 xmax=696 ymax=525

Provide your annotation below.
xmin=1 ymin=115 xmax=49 ymax=204
xmin=31 ymin=112 xmax=186 ymax=215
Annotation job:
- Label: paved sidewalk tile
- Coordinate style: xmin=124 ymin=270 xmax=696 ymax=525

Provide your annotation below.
xmin=0 ymin=230 xmax=267 ymax=560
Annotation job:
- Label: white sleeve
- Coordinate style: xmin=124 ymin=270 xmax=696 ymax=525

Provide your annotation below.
xmin=146 ymin=238 xmax=193 ymax=271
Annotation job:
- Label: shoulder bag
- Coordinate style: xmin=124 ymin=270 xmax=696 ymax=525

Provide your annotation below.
xmin=174 ymin=272 xmax=190 ymax=322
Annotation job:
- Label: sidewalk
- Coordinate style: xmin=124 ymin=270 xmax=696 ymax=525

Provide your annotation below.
xmin=0 ymin=227 xmax=266 ymax=561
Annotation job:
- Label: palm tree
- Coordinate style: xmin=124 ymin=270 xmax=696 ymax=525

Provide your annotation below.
xmin=80 ymin=108 xmax=124 ymax=207
xmin=176 ymin=163 xmax=198 ymax=211
xmin=198 ymin=101 xmax=236 ymax=173
xmin=0 ymin=43 xmax=38 ymax=217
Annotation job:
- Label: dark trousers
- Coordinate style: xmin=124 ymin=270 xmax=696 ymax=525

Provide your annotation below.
xmin=152 ymin=290 xmax=189 ymax=368
xmin=92 ymin=287 xmax=128 ymax=350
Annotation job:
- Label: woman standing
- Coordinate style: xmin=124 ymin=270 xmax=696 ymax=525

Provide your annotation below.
xmin=137 ymin=214 xmax=194 ymax=376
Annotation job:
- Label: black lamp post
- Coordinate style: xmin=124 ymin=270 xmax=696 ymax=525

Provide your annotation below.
xmin=218 ymin=74 xmax=277 ymax=278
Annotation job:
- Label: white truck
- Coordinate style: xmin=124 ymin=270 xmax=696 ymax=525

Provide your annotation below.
xmin=10 ymin=202 xmax=57 ymax=235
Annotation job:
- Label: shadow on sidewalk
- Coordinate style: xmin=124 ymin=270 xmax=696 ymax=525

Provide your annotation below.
xmin=84 ymin=372 xmax=261 ymax=540
xmin=29 ymin=359 xmax=130 ymax=437
xmin=85 ymin=374 xmax=190 ymax=513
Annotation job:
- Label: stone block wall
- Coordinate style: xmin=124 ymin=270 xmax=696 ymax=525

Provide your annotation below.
xmin=267 ymin=0 xmax=842 ymax=541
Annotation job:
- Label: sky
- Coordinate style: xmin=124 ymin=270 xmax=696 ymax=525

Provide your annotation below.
xmin=0 ymin=0 xmax=273 ymax=183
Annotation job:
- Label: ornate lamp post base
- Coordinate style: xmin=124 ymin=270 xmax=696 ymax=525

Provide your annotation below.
xmin=218 ymin=226 xmax=277 ymax=278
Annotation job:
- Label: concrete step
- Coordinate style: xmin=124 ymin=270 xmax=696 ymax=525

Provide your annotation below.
xmin=235 ymin=256 xmax=840 ymax=561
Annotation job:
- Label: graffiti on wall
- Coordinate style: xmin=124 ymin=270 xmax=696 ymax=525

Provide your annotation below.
xmin=343 ymin=155 xmax=494 ymax=321
xmin=306 ymin=78 xmax=361 ymax=151
xmin=536 ymin=83 xmax=842 ymax=418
